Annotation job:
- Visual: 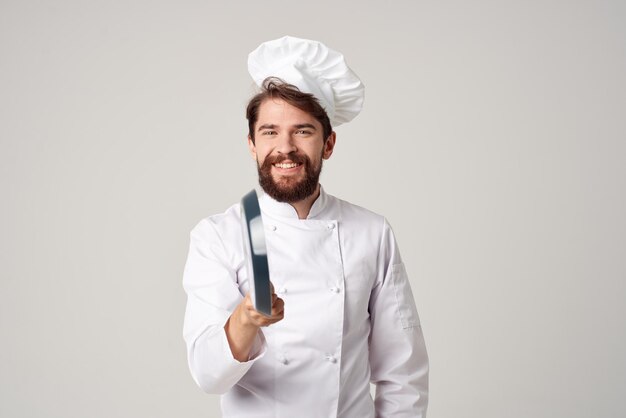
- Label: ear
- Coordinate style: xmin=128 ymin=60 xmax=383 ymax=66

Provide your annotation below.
xmin=322 ymin=131 xmax=336 ymax=160
xmin=247 ymin=135 xmax=257 ymax=160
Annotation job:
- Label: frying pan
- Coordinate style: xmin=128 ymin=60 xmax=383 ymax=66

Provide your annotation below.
xmin=241 ymin=189 xmax=272 ymax=316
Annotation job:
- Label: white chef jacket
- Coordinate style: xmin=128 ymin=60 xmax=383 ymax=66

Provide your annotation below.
xmin=183 ymin=187 xmax=428 ymax=417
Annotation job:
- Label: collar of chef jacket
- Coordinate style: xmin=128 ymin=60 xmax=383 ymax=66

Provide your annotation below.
xmin=258 ymin=184 xmax=330 ymax=220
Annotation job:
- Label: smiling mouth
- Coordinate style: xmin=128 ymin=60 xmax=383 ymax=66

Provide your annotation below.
xmin=273 ymin=162 xmax=302 ymax=169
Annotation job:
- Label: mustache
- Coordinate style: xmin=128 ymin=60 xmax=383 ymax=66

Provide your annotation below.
xmin=263 ymin=152 xmax=309 ymax=165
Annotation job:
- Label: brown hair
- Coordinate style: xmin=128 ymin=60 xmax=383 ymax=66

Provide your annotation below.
xmin=246 ymin=77 xmax=332 ymax=143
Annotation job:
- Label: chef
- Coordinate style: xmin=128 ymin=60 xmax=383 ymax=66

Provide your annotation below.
xmin=183 ymin=36 xmax=429 ymax=417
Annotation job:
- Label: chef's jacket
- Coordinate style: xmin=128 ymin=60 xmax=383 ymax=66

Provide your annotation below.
xmin=183 ymin=187 xmax=428 ymax=417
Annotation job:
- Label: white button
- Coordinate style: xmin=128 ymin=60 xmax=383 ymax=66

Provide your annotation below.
xmin=279 ymin=356 xmax=288 ymax=365
xmin=269 ymin=225 xmax=277 ymax=231
xmin=327 ymin=223 xmax=335 ymax=230
xmin=325 ymin=355 xmax=337 ymax=363
xmin=329 ymin=287 xmax=340 ymax=293
xmin=277 ymin=287 xmax=287 ymax=295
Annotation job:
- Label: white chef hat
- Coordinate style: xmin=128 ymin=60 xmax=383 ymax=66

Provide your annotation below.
xmin=247 ymin=36 xmax=364 ymax=127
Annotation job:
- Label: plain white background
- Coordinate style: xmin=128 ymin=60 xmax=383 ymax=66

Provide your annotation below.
xmin=1 ymin=1 xmax=625 ymax=417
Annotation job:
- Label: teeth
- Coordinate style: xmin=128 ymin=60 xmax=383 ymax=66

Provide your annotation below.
xmin=275 ymin=163 xmax=299 ymax=168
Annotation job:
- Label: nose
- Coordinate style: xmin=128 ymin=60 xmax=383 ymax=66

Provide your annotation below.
xmin=275 ymin=132 xmax=297 ymax=155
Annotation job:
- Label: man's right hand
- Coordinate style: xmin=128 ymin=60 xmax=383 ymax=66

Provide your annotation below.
xmin=224 ymin=285 xmax=284 ymax=361
xmin=237 ymin=286 xmax=285 ymax=328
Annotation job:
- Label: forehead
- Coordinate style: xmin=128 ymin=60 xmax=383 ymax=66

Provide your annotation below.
xmin=256 ymin=98 xmax=321 ymax=128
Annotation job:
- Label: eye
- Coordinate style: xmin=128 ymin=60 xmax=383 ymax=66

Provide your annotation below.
xmin=295 ymin=130 xmax=312 ymax=135
xmin=262 ymin=130 xmax=277 ymax=136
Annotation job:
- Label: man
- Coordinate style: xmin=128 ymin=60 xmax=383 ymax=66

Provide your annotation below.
xmin=183 ymin=36 xmax=428 ymax=417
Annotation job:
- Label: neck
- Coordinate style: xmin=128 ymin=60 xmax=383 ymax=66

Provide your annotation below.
xmin=289 ymin=184 xmax=320 ymax=219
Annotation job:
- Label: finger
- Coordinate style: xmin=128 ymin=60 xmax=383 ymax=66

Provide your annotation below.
xmin=254 ymin=304 xmax=284 ymax=323
xmin=254 ymin=315 xmax=280 ymax=327
xmin=260 ymin=314 xmax=283 ymax=327
xmin=272 ymin=298 xmax=284 ymax=315
xmin=247 ymin=306 xmax=278 ymax=323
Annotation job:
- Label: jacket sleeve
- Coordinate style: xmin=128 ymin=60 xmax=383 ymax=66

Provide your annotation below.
xmin=182 ymin=218 xmax=266 ymax=394
xmin=369 ymin=218 xmax=429 ymax=417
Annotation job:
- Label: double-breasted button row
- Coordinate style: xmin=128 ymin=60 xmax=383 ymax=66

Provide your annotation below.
xmin=278 ymin=355 xmax=339 ymax=364
xmin=274 ymin=287 xmax=339 ymax=295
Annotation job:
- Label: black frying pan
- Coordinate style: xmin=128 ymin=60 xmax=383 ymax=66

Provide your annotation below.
xmin=241 ymin=189 xmax=272 ymax=315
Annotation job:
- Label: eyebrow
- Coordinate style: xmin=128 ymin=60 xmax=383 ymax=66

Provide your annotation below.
xmin=257 ymin=124 xmax=277 ymax=132
xmin=294 ymin=124 xmax=317 ymax=130
xmin=256 ymin=123 xmax=318 ymax=132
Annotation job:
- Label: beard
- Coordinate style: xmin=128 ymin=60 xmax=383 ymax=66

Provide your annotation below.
xmin=257 ymin=151 xmax=323 ymax=203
